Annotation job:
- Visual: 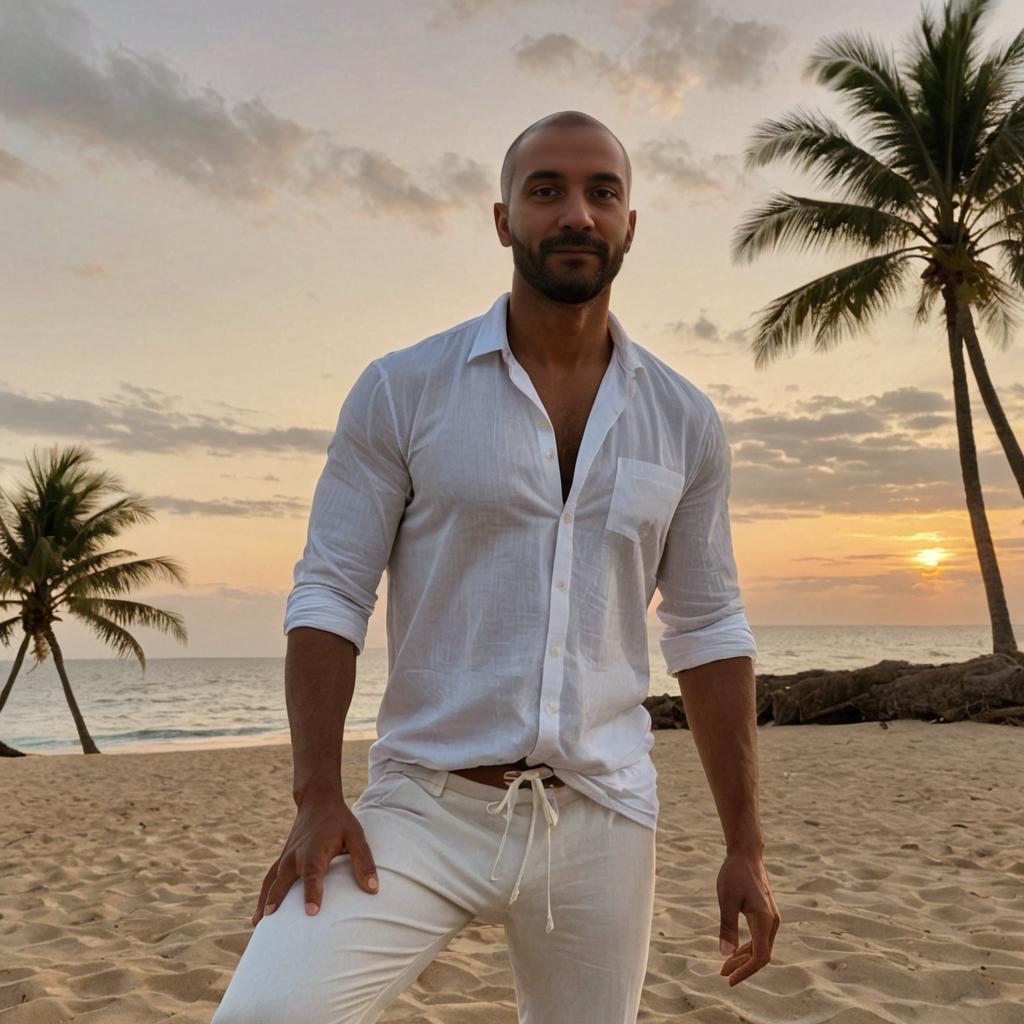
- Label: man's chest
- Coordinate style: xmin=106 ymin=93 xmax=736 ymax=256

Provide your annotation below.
xmin=402 ymin=360 xmax=688 ymax=547
xmin=531 ymin=374 xmax=605 ymax=504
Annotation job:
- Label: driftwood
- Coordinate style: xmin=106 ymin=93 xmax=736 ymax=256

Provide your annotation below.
xmin=644 ymin=652 xmax=1024 ymax=728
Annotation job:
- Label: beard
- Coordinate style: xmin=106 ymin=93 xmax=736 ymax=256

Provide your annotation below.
xmin=509 ymin=226 xmax=627 ymax=304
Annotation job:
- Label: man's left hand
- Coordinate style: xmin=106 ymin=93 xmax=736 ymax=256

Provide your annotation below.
xmin=716 ymin=850 xmax=780 ymax=986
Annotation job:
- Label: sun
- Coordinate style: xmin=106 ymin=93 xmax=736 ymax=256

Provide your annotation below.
xmin=914 ymin=548 xmax=950 ymax=569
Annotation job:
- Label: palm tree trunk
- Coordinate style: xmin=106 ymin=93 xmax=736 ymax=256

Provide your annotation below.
xmin=945 ymin=293 xmax=1018 ymax=654
xmin=0 ymin=632 xmax=31 ymax=756
xmin=0 ymin=632 xmax=30 ymax=714
xmin=42 ymin=625 xmax=100 ymax=754
xmin=961 ymin=307 xmax=1024 ymax=501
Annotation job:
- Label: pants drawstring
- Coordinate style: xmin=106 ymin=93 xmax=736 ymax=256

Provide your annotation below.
xmin=485 ymin=766 xmax=560 ymax=933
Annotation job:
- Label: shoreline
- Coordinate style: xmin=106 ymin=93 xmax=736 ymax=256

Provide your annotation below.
xmin=8 ymin=726 xmax=380 ymax=758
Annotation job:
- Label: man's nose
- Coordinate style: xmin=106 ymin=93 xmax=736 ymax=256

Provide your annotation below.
xmin=558 ymin=192 xmax=596 ymax=232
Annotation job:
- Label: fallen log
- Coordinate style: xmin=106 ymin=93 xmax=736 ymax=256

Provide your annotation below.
xmin=644 ymin=651 xmax=1024 ymax=728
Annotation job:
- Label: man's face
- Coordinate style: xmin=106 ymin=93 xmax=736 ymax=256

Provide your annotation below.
xmin=495 ymin=126 xmax=635 ymax=305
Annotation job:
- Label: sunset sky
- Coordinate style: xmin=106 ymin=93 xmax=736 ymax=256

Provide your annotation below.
xmin=2 ymin=0 xmax=1022 ymax=659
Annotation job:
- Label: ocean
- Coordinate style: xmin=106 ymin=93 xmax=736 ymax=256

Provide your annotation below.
xmin=0 ymin=623 xmax=1013 ymax=756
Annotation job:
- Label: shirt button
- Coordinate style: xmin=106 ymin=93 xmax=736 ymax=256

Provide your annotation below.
xmin=538 ymin=418 xmax=550 ymax=429
xmin=563 ymin=511 xmax=573 ymax=523
xmin=557 ymin=580 xmax=567 ymax=590
xmin=545 ymin=448 xmax=555 ymax=460
xmin=549 ymin=645 xmax=561 ymax=657
xmin=546 ymin=702 xmax=558 ymax=714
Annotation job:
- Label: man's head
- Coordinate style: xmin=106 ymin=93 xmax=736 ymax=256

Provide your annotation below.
xmin=495 ymin=111 xmax=635 ymax=305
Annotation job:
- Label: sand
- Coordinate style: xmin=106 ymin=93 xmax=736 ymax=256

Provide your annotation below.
xmin=2 ymin=719 xmax=1023 ymax=1023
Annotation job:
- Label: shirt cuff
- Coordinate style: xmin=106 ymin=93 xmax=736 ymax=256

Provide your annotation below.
xmin=283 ymin=584 xmax=369 ymax=655
xmin=661 ymin=610 xmax=758 ymax=675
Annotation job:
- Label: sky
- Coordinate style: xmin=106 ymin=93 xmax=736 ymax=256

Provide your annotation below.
xmin=1 ymin=0 xmax=1023 ymax=659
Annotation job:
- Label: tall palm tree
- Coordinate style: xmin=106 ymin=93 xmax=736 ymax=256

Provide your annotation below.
xmin=732 ymin=0 xmax=1022 ymax=654
xmin=0 ymin=444 xmax=188 ymax=755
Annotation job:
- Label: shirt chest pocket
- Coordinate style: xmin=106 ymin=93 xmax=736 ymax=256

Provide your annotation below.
xmin=605 ymin=457 xmax=686 ymax=545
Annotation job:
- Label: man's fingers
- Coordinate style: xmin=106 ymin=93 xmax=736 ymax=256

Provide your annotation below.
xmin=768 ymin=898 xmax=782 ymax=950
xmin=303 ymin=865 xmax=326 ymax=916
xmin=748 ymin=908 xmax=772 ymax=964
xmin=262 ymin=859 xmax=298 ymax=920
xmin=250 ymin=809 xmax=381 ymax=927
xmin=720 ymin=940 xmax=752 ymax=975
xmin=725 ymin=911 xmax=774 ymax=986
xmin=345 ymin=827 xmax=380 ymax=894
xmin=720 ymin=940 xmax=751 ymax=965
xmin=251 ymin=862 xmax=280 ymax=926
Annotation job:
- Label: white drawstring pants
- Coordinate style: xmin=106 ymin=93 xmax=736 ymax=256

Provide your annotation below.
xmin=212 ymin=761 xmax=657 ymax=1024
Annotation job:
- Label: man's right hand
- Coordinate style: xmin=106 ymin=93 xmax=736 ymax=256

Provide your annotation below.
xmin=251 ymin=792 xmax=380 ymax=926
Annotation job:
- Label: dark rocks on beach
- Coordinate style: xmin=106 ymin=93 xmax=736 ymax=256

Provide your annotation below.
xmin=644 ymin=651 xmax=1024 ymax=728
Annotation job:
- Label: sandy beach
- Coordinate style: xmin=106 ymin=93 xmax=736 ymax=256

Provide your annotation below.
xmin=2 ymin=719 xmax=1023 ymax=1023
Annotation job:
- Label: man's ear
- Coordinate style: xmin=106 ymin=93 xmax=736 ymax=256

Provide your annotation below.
xmin=624 ymin=209 xmax=637 ymax=252
xmin=494 ymin=202 xmax=512 ymax=247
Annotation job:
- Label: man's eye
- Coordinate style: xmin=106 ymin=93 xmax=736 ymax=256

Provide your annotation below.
xmin=531 ymin=187 xmax=617 ymax=199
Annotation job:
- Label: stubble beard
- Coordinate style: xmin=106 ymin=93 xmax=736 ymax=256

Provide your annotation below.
xmin=509 ymin=227 xmax=626 ymax=305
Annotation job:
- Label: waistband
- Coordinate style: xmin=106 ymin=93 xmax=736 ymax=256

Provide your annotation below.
xmin=381 ymin=761 xmax=579 ymax=933
xmin=381 ymin=761 xmax=584 ymax=804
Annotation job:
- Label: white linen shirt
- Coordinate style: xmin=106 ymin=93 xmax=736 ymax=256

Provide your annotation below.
xmin=283 ymin=291 xmax=758 ymax=831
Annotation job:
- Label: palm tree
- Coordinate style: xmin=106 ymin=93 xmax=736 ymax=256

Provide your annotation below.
xmin=0 ymin=444 xmax=188 ymax=755
xmin=732 ymin=0 xmax=1022 ymax=654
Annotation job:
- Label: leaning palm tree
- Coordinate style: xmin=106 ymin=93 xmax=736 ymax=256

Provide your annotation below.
xmin=0 ymin=444 xmax=188 ymax=755
xmin=733 ymin=0 xmax=1022 ymax=654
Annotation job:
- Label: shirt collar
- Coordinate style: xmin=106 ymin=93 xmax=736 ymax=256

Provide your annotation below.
xmin=467 ymin=292 xmax=643 ymax=377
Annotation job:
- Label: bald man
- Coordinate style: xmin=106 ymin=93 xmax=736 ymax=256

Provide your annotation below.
xmin=213 ymin=109 xmax=778 ymax=1024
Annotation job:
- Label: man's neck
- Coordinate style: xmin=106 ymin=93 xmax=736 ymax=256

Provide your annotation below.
xmin=506 ymin=280 xmax=614 ymax=375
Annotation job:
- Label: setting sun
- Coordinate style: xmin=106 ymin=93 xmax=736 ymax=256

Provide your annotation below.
xmin=914 ymin=548 xmax=951 ymax=569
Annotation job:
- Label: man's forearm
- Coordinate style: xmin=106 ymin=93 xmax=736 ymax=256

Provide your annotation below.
xmin=676 ymin=655 xmax=764 ymax=854
xmin=285 ymin=626 xmax=358 ymax=805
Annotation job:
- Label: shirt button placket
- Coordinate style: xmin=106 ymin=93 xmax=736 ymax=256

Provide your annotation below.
xmin=537 ymin=501 xmax=573 ymax=759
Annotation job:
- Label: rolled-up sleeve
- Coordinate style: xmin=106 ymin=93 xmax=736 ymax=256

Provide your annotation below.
xmin=654 ymin=404 xmax=758 ymax=675
xmin=283 ymin=359 xmax=410 ymax=655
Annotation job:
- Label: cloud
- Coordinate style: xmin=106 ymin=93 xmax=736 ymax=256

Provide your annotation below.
xmin=0 ymin=146 xmax=54 ymax=189
xmin=720 ymin=384 xmax=1024 ymax=520
xmin=0 ymin=0 xmax=490 ymax=225
xmin=704 ymin=383 xmax=760 ymax=409
xmin=865 ymin=388 xmax=951 ymax=416
xmin=665 ymin=312 xmax=749 ymax=352
xmin=147 ymin=494 xmax=308 ymax=518
xmin=0 ymin=381 xmax=333 ymax=457
xmin=512 ymin=0 xmax=789 ymax=115
xmin=634 ymin=136 xmax=747 ymax=199
xmin=428 ymin=0 xmax=542 ymax=28
xmin=745 ymin=562 xmax=1011 ymax=599
xmin=514 ymin=32 xmax=599 ymax=75
xmin=218 ymin=472 xmax=281 ymax=482
xmin=692 ymin=314 xmax=719 ymax=340
xmin=1 ymin=380 xmax=1021 ymax=527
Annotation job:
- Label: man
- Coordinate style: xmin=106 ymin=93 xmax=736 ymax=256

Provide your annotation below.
xmin=212 ymin=110 xmax=779 ymax=1024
